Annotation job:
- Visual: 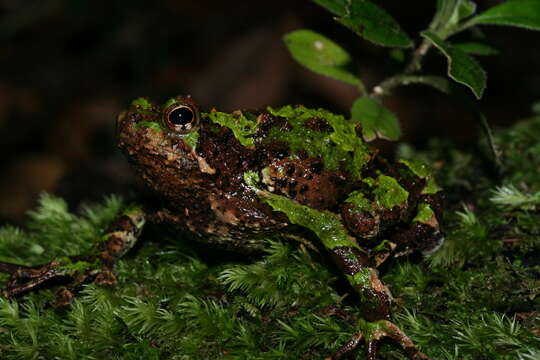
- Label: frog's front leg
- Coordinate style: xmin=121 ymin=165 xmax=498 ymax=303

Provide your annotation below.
xmin=0 ymin=205 xmax=145 ymax=304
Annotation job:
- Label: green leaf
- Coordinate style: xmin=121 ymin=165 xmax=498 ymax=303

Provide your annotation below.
xmin=459 ymin=0 xmax=477 ymax=20
xmin=471 ymin=0 xmax=540 ymax=30
xmin=430 ymin=0 xmax=477 ymax=36
xmin=422 ymin=31 xmax=486 ymax=99
xmin=430 ymin=0 xmax=461 ymax=31
xmin=312 ymin=0 xmax=348 ymax=17
xmin=453 ymin=42 xmax=499 ymax=55
xmin=351 ymin=96 xmax=400 ymax=141
xmin=336 ymin=1 xmax=412 ymax=48
xmin=283 ymin=29 xmax=362 ymax=86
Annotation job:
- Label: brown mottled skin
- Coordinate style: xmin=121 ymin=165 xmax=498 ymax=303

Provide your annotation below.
xmin=1 ymin=95 xmax=442 ymax=359
xmin=117 ymin=97 xmax=441 ymax=254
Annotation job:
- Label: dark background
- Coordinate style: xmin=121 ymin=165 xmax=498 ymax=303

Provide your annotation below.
xmin=1 ymin=0 xmax=539 ymax=222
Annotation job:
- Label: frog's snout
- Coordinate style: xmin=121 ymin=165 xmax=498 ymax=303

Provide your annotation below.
xmin=115 ymin=111 xmax=127 ymax=138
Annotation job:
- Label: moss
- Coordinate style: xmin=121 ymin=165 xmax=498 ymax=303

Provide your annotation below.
xmin=3 ymin=116 xmax=540 ymax=359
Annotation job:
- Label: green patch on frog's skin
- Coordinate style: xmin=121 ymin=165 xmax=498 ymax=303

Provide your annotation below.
xmin=357 ymin=318 xmax=392 ymax=342
xmin=263 ymin=193 xmax=360 ymax=250
xmin=163 ymin=97 xmax=178 ymax=110
xmin=345 ymin=190 xmax=374 ymax=213
xmin=243 ymin=170 xmax=261 ymax=188
xmin=209 ymin=105 xmax=371 ymax=177
xmin=244 ymin=170 xmax=360 ymax=250
xmin=131 ymin=97 xmax=153 ymax=110
xmin=131 ymin=97 xmax=157 ymax=116
xmin=56 ymin=256 xmax=99 ymax=274
xmin=400 ymin=159 xmax=442 ymax=195
xmin=364 ymin=175 xmax=409 ymax=209
xmin=182 ymin=130 xmax=199 ymax=149
xmin=207 ymin=111 xmax=258 ymax=147
xmin=267 ymin=105 xmax=371 ymax=178
xmin=123 ymin=204 xmax=145 ymax=223
xmin=413 ymin=203 xmax=435 ymax=224
xmin=346 ymin=269 xmax=388 ymax=316
xmin=346 ymin=268 xmax=371 ymax=288
xmin=135 ymin=121 xmax=164 ymax=132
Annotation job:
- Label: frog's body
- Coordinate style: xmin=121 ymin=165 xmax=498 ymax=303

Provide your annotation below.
xmin=1 ymin=96 xmax=442 ymax=359
xmin=119 ymin=96 xmax=442 ymax=255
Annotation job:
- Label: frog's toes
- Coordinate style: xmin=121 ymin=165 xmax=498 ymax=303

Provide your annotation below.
xmin=331 ymin=319 xmax=429 ymax=360
xmin=0 ymin=257 xmax=100 ymax=298
xmin=54 ymin=287 xmax=75 ymax=307
xmin=94 ymin=269 xmax=118 ymax=286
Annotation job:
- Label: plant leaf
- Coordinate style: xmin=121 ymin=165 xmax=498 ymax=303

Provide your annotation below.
xmin=453 ymin=42 xmax=499 ymax=55
xmin=470 ymin=0 xmax=540 ymax=30
xmin=430 ymin=0 xmax=462 ymax=31
xmin=283 ymin=29 xmax=362 ymax=86
xmin=312 ymin=0 xmax=348 ymax=17
xmin=351 ymin=96 xmax=400 ymax=141
xmin=336 ymin=1 xmax=412 ymax=48
xmin=430 ymin=0 xmax=477 ymax=36
xmin=422 ymin=31 xmax=486 ymax=99
xmin=458 ymin=0 xmax=477 ymax=20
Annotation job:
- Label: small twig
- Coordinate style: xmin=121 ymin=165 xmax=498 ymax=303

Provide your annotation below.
xmin=370 ymin=39 xmax=433 ymax=97
xmin=404 ymin=39 xmax=432 ymax=74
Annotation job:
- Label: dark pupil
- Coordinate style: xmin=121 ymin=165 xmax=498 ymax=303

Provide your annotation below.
xmin=169 ymin=107 xmax=193 ymax=126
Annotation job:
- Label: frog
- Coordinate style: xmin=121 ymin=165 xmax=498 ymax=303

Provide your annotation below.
xmin=0 ymin=95 xmax=443 ymax=359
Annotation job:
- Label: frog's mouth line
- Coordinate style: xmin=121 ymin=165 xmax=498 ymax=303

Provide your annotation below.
xmin=421 ymin=232 xmax=445 ymax=256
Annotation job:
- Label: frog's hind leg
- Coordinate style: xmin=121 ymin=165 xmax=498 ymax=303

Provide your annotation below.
xmin=258 ymin=190 xmax=429 ymax=359
xmin=0 ymin=205 xmax=146 ymax=304
xmin=329 ymin=245 xmax=429 ymax=359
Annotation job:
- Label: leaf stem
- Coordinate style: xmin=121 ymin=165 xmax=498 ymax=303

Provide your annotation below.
xmin=357 ymin=80 xmax=368 ymax=96
xmin=404 ymin=39 xmax=432 ymax=74
xmin=477 ymin=111 xmax=503 ymax=171
xmin=370 ymin=39 xmax=432 ymax=97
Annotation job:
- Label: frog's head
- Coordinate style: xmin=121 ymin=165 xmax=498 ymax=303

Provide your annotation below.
xmin=117 ymin=95 xmax=214 ymax=202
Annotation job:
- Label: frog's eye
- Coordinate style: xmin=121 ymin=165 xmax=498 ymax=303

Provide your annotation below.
xmin=163 ymin=104 xmax=199 ymax=134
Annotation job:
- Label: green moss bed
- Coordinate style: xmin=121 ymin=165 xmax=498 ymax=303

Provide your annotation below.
xmin=2 ymin=116 xmax=540 ymax=359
